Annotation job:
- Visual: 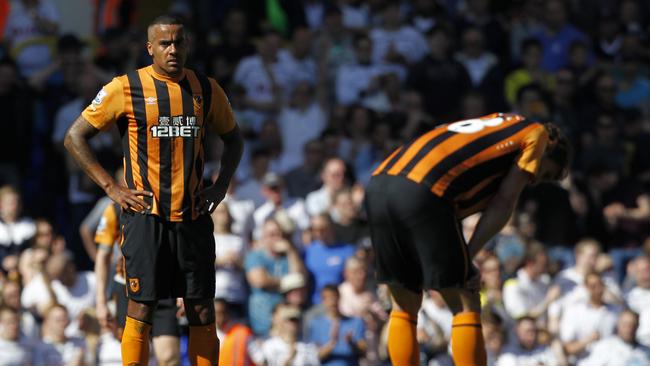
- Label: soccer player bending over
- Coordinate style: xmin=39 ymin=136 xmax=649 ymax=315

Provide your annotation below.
xmin=365 ymin=113 xmax=570 ymax=366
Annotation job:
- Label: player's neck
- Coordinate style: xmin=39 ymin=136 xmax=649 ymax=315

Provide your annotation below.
xmin=150 ymin=64 xmax=185 ymax=82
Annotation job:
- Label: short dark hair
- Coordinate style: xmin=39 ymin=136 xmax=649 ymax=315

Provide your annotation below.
xmin=149 ymin=14 xmax=184 ymax=28
xmin=543 ymin=123 xmax=572 ymax=179
xmin=321 ymin=283 xmax=339 ymax=296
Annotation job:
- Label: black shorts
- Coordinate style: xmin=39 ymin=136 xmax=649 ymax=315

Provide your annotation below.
xmin=120 ymin=211 xmax=216 ymax=301
xmin=114 ymin=281 xmax=181 ymax=337
xmin=364 ymin=174 xmax=473 ymax=292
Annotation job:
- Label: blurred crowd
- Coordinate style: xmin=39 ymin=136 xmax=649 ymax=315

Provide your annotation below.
xmin=0 ymin=0 xmax=650 ymax=365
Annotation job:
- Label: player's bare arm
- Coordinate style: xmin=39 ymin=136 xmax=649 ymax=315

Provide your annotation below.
xmin=94 ymin=244 xmax=113 ymax=327
xmin=197 ymin=124 xmax=244 ymax=214
xmin=467 ymin=165 xmax=530 ymax=258
xmin=64 ymin=116 xmax=153 ymax=212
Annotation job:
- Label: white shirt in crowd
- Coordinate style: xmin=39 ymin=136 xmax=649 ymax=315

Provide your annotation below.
xmin=455 ymin=52 xmax=498 ymax=86
xmin=96 ymin=332 xmax=122 ymax=366
xmin=253 ymin=198 xmax=311 ymax=240
xmin=549 ymin=268 xmax=622 ymax=319
xmin=33 ymin=337 xmax=85 ymax=366
xmin=417 ymin=294 xmax=453 ymax=341
xmin=278 ymin=103 xmax=327 ymax=171
xmin=496 ymin=344 xmax=558 ymax=366
xmin=335 ymin=62 xmax=403 ymax=106
xmin=0 ymin=218 xmax=36 ymax=247
xmin=503 ymin=269 xmax=551 ymax=319
xmin=0 ymin=338 xmax=31 ymax=366
xmin=214 ymin=232 xmax=247 ymax=304
xmin=250 ymin=336 xmax=320 ymax=366
xmin=559 ymin=302 xmax=620 ymax=363
xmin=577 ymin=335 xmax=650 ymax=366
xmin=626 ymin=286 xmax=650 ymax=347
xmin=222 ymin=194 xmax=255 ymax=241
xmin=52 ymin=271 xmax=96 ymax=337
xmin=369 ymin=26 xmax=429 ymax=65
xmin=233 ymin=54 xmax=293 ymax=128
xmin=305 ymin=186 xmax=331 ymax=217
xmin=276 ymin=49 xmax=317 ymax=92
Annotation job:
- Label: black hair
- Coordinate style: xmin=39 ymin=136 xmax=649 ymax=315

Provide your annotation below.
xmin=544 ymin=123 xmax=572 ymax=179
xmin=149 ymin=14 xmax=184 ymax=28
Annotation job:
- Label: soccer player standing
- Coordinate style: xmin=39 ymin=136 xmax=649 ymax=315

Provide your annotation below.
xmin=64 ymin=15 xmax=243 ymax=365
xmin=365 ymin=113 xmax=570 ymax=366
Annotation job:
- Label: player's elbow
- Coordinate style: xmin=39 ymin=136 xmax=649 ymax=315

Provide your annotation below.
xmin=63 ymin=126 xmax=78 ymax=154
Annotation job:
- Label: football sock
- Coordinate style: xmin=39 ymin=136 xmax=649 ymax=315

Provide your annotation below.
xmin=451 ymin=312 xmax=487 ymax=366
xmin=387 ymin=310 xmax=420 ymax=366
xmin=189 ymin=323 xmax=219 ymax=366
xmin=121 ymin=316 xmax=151 ymax=366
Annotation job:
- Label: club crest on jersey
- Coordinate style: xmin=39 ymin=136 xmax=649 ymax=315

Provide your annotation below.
xmin=129 ymin=278 xmax=140 ymax=293
xmin=151 ymin=115 xmax=200 ymax=138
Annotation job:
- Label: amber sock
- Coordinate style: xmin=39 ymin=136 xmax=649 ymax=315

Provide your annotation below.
xmin=121 ymin=316 xmax=151 ymax=366
xmin=387 ymin=310 xmax=420 ymax=366
xmin=189 ymin=323 xmax=219 ymax=366
xmin=451 ymin=312 xmax=487 ymax=366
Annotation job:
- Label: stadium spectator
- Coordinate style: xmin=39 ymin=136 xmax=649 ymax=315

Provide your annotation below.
xmin=578 ymin=309 xmax=650 ymax=366
xmin=245 ymin=218 xmax=306 ymax=336
xmin=33 ymin=304 xmax=85 ymax=366
xmin=250 ymin=305 xmax=320 ymax=366
xmin=496 ymin=316 xmax=560 ymax=366
xmin=407 ymin=25 xmax=471 ymax=121
xmin=559 ymin=272 xmax=621 ymax=364
xmin=0 ymin=305 xmax=32 ymax=365
xmin=214 ymin=298 xmax=256 ymax=366
xmin=331 ymin=188 xmax=368 ymax=245
xmin=0 ymin=280 xmax=39 ymax=342
xmin=221 ymin=178 xmax=256 ymax=241
xmin=277 ymin=27 xmax=318 ymax=93
xmin=304 ymin=213 xmax=356 ymax=304
xmin=233 ymin=30 xmax=289 ymax=128
xmin=503 ymin=243 xmax=560 ymax=320
xmin=532 ymin=0 xmax=588 ymax=72
xmin=284 ymin=139 xmax=326 ymax=199
xmin=212 ymin=202 xmax=247 ymax=312
xmin=306 ymin=157 xmax=348 ymax=216
xmin=281 ymin=272 xmax=310 ymax=310
xmin=504 ymin=38 xmax=554 ymax=107
xmin=0 ymin=186 xmax=35 ymax=264
xmin=369 ymin=3 xmax=428 ymax=67
xmin=307 ymin=284 xmax=367 ymax=366
xmin=277 ymin=80 xmax=328 ymax=171
xmin=236 ymin=148 xmax=273 ymax=207
xmin=625 ymin=255 xmax=650 ymax=347
xmin=252 ymin=172 xmax=310 ymax=241
xmin=335 ymin=34 xmax=400 ymax=106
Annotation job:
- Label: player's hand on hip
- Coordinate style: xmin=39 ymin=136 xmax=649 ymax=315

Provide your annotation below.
xmin=196 ymin=183 xmax=227 ymax=215
xmin=106 ymin=184 xmax=153 ymax=213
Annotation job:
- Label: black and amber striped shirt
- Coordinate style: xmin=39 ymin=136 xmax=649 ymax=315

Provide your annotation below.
xmin=372 ymin=113 xmax=548 ymax=218
xmin=82 ymin=65 xmax=236 ymax=221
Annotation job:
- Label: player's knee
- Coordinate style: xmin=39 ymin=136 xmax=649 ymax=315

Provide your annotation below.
xmin=184 ymin=298 xmax=215 ymax=325
xmin=153 ymin=336 xmax=181 ymax=366
xmin=439 ymin=288 xmax=480 ymax=314
xmin=127 ymin=299 xmax=157 ymax=323
xmin=388 ymin=284 xmax=423 ymax=318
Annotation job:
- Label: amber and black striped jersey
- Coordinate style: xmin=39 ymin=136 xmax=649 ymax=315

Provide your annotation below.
xmin=95 ymin=202 xmax=125 ymax=283
xmin=372 ymin=113 xmax=549 ymax=218
xmin=82 ymin=65 xmax=236 ymax=221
